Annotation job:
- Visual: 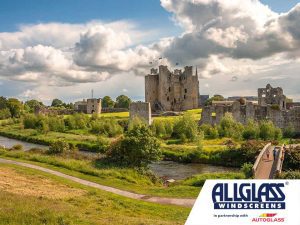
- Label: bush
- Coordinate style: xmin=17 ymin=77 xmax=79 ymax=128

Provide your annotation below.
xmin=90 ymin=119 xmax=123 ymax=137
xmin=283 ymin=124 xmax=296 ymax=138
xmin=243 ymin=120 xmax=259 ymax=140
xmin=259 ymin=120 xmax=279 ymax=140
xmin=107 ymin=125 xmax=161 ymax=167
xmin=151 ymin=120 xmax=173 ymax=138
xmin=241 ymin=163 xmax=254 ymax=178
xmin=218 ymin=113 xmax=244 ymax=140
xmin=47 ymin=140 xmax=70 ymax=154
xmin=200 ymin=124 xmax=219 ymax=139
xmin=173 ymin=113 xmax=199 ymax=142
xmin=278 ymin=171 xmax=300 ymax=179
xmin=0 ymin=108 xmax=11 ymax=120
xmin=10 ymin=144 xmax=23 ymax=151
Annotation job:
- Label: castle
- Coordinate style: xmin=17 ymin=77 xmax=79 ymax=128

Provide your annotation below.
xmin=145 ymin=65 xmax=200 ymax=112
xmin=74 ymin=98 xmax=102 ymax=114
xmin=200 ymin=84 xmax=300 ymax=133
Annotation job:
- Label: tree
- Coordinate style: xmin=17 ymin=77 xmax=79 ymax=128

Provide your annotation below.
xmin=25 ymin=99 xmax=43 ymax=112
xmin=0 ymin=96 xmax=8 ymax=109
xmin=51 ymin=98 xmax=63 ymax=107
xmin=107 ymin=125 xmax=161 ymax=167
xmin=205 ymin=95 xmax=225 ymax=106
xmin=102 ymin=96 xmax=115 ymax=108
xmin=173 ymin=113 xmax=199 ymax=142
xmin=242 ymin=119 xmax=259 ymax=140
xmin=115 ymin=95 xmax=132 ymax=109
xmin=7 ymin=98 xmax=23 ymax=118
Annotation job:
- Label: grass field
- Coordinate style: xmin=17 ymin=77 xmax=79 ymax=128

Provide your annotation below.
xmin=0 ymin=164 xmax=190 ymax=225
xmin=0 ymin=149 xmax=202 ymax=198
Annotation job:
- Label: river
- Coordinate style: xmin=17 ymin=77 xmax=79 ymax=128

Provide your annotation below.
xmin=0 ymin=136 xmax=48 ymax=151
xmin=0 ymin=135 xmax=238 ymax=180
xmin=149 ymin=161 xmax=238 ymax=180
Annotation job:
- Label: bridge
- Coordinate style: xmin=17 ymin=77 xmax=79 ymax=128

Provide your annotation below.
xmin=252 ymin=143 xmax=285 ymax=179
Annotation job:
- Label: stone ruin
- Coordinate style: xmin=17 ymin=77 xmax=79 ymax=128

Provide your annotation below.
xmin=145 ymin=65 xmax=200 ymax=112
xmin=200 ymin=84 xmax=300 ymax=133
xmin=129 ymin=102 xmax=152 ymax=125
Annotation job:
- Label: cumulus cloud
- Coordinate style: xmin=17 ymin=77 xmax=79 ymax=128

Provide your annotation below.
xmin=0 ymin=21 xmax=159 ymax=86
xmin=161 ymin=0 xmax=300 ymax=60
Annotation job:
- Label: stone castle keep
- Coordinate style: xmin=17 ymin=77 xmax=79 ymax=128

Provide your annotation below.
xmin=145 ymin=65 xmax=200 ymax=112
xmin=200 ymin=84 xmax=300 ymax=133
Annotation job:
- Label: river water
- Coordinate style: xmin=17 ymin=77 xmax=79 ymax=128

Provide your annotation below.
xmin=0 ymin=135 xmax=238 ymax=180
xmin=0 ymin=136 xmax=48 ymax=151
xmin=149 ymin=161 xmax=238 ymax=180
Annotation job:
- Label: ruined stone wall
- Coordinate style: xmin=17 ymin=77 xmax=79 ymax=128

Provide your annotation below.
xmin=258 ymin=84 xmax=287 ymax=110
xmin=129 ymin=102 xmax=152 ymax=125
xmin=145 ymin=73 xmax=159 ymax=110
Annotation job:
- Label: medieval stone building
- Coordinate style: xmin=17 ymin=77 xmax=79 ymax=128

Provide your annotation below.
xmin=74 ymin=98 xmax=102 ymax=114
xmin=145 ymin=65 xmax=199 ymax=112
xmin=200 ymin=84 xmax=300 ymax=133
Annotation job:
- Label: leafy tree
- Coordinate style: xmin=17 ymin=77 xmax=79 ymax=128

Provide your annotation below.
xmin=218 ymin=113 xmax=244 ymax=140
xmin=7 ymin=98 xmax=23 ymax=118
xmin=259 ymin=121 xmax=276 ymax=140
xmin=241 ymin=163 xmax=254 ymax=178
xmin=115 ymin=95 xmax=132 ymax=109
xmin=205 ymin=95 xmax=225 ymax=106
xmin=173 ymin=113 xmax=199 ymax=142
xmin=51 ymin=98 xmax=63 ymax=107
xmin=0 ymin=96 xmax=8 ymax=109
xmin=102 ymin=96 xmax=115 ymax=108
xmin=107 ymin=125 xmax=161 ymax=167
xmin=48 ymin=140 xmax=70 ymax=154
xmin=25 ymin=99 xmax=43 ymax=113
xmin=242 ymin=119 xmax=259 ymax=140
xmin=200 ymin=124 xmax=219 ymax=139
xmin=0 ymin=108 xmax=11 ymax=119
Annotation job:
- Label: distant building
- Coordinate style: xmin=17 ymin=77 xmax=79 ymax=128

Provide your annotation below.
xmin=200 ymin=95 xmax=209 ymax=106
xmin=74 ymin=98 xmax=102 ymax=114
xmin=145 ymin=65 xmax=200 ymax=112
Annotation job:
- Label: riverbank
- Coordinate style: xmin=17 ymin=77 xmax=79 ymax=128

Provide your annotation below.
xmin=0 ymin=148 xmax=244 ymax=198
xmin=0 ymin=163 xmax=190 ymax=224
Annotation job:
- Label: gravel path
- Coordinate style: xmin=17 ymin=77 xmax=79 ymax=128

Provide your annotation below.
xmin=0 ymin=158 xmax=196 ymax=207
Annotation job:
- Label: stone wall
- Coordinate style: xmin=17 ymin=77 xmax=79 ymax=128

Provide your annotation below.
xmin=129 ymin=102 xmax=152 ymax=125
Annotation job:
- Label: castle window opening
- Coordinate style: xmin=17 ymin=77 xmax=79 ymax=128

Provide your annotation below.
xmin=185 ymin=89 xmax=187 ymax=93
xmin=169 ymin=87 xmax=171 ymax=92
xmin=167 ymin=97 xmax=169 ymax=101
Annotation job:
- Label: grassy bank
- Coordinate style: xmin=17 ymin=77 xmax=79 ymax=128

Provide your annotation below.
xmin=0 ymin=148 xmax=243 ymax=198
xmin=0 ymin=164 xmax=190 ymax=225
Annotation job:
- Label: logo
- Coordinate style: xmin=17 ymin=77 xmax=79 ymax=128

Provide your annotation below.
xmin=251 ymin=213 xmax=285 ymax=223
xmin=212 ymin=183 xmax=286 ymax=210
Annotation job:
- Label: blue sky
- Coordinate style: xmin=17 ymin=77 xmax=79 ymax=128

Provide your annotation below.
xmin=1 ymin=0 xmax=298 ymax=32
xmin=1 ymin=0 xmax=300 ymax=103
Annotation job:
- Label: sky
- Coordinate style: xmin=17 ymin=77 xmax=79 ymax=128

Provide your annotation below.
xmin=0 ymin=0 xmax=300 ymax=104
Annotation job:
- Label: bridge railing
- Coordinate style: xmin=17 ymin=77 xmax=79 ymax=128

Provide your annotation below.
xmin=274 ymin=145 xmax=285 ymax=177
xmin=252 ymin=143 xmax=271 ymax=178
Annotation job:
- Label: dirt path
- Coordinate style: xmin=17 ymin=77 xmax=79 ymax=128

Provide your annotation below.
xmin=0 ymin=158 xmax=195 ymax=207
xmin=255 ymin=146 xmax=276 ymax=179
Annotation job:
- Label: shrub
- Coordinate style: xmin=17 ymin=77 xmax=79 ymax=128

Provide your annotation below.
xmin=90 ymin=119 xmax=123 ymax=137
xmin=259 ymin=120 xmax=277 ymax=140
xmin=0 ymin=108 xmax=11 ymax=120
xmin=151 ymin=120 xmax=173 ymax=138
xmin=10 ymin=144 xmax=23 ymax=151
xmin=218 ymin=113 xmax=244 ymax=140
xmin=107 ymin=125 xmax=161 ymax=167
xmin=173 ymin=113 xmax=199 ymax=142
xmin=241 ymin=163 xmax=254 ymax=178
xmin=278 ymin=171 xmax=300 ymax=179
xmin=47 ymin=140 xmax=70 ymax=154
xmin=200 ymin=124 xmax=219 ymax=139
xmin=283 ymin=124 xmax=296 ymax=138
xmin=243 ymin=120 xmax=259 ymax=140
